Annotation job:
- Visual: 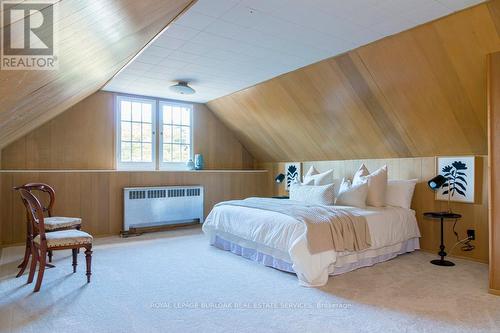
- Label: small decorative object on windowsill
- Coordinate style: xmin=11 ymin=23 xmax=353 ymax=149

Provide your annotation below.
xmin=186 ymin=159 xmax=195 ymax=170
xmin=194 ymin=154 xmax=204 ymax=170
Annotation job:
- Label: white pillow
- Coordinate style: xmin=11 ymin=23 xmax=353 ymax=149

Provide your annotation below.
xmin=353 ymin=164 xmax=369 ymax=184
xmin=303 ymin=166 xmax=334 ymax=186
xmin=304 ymin=166 xmax=318 ymax=178
xmin=385 ymin=179 xmax=418 ymax=209
xmin=289 ymin=182 xmax=335 ymax=205
xmin=335 ymin=178 xmax=368 ymax=208
xmin=353 ymin=164 xmax=388 ymax=207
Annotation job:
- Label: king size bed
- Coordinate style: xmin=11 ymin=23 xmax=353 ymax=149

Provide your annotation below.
xmin=202 ymin=164 xmax=422 ymax=287
xmin=202 ymin=198 xmax=420 ymax=287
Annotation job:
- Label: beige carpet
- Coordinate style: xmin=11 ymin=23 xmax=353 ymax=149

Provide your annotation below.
xmin=1 ymin=227 xmax=499 ymax=333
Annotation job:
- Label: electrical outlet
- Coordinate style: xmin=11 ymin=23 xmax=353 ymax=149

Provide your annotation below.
xmin=467 ymin=229 xmax=475 ymax=240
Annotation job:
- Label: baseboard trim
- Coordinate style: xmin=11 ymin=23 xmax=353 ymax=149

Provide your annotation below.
xmin=489 ymin=288 xmax=500 ymax=296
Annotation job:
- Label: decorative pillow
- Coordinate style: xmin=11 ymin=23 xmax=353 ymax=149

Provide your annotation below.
xmin=335 ymin=178 xmax=368 ymax=208
xmin=385 ymin=179 xmax=418 ymax=209
xmin=303 ymin=166 xmax=334 ymax=186
xmin=353 ymin=165 xmax=388 ymax=207
xmin=289 ymin=182 xmax=335 ymax=205
xmin=352 ymin=164 xmax=370 ymax=184
xmin=304 ymin=166 xmax=318 ymax=178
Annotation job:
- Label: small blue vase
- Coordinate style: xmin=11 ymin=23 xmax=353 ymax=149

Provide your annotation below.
xmin=194 ymin=154 xmax=204 ymax=170
xmin=186 ymin=159 xmax=195 ymax=170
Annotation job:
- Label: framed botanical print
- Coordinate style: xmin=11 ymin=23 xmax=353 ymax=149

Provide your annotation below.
xmin=436 ymin=156 xmax=475 ymax=203
xmin=285 ymin=162 xmax=301 ymax=190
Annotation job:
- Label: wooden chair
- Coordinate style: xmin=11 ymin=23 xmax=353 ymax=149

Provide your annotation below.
xmin=14 ymin=183 xmax=82 ymax=278
xmin=17 ymin=188 xmax=93 ymax=292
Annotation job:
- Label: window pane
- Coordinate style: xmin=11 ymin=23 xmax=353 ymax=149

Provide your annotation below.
xmin=172 ymin=107 xmax=181 ymax=124
xmin=163 ymin=106 xmax=172 ymax=124
xmin=142 ymin=143 xmax=152 ymax=162
xmin=172 ymin=144 xmax=181 ymax=162
xmin=132 ymin=123 xmax=142 ymax=141
xmin=142 ymin=123 xmax=152 ymax=142
xmin=121 ymin=101 xmax=131 ymax=121
xmin=132 ymin=143 xmax=142 ymax=161
xmin=121 ymin=142 xmax=131 ymax=162
xmin=132 ymin=102 xmax=142 ymax=122
xmin=181 ymin=144 xmax=190 ymax=161
xmin=172 ymin=126 xmax=181 ymax=144
xmin=163 ymin=144 xmax=172 ymax=162
xmin=142 ymin=104 xmax=152 ymax=123
xmin=163 ymin=125 xmax=172 ymax=143
xmin=181 ymin=108 xmax=190 ymax=126
xmin=181 ymin=127 xmax=190 ymax=144
xmin=121 ymin=121 xmax=131 ymax=141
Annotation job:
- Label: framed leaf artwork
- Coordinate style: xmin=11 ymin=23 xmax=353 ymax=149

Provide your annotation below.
xmin=285 ymin=162 xmax=301 ymax=190
xmin=436 ymin=156 xmax=475 ymax=203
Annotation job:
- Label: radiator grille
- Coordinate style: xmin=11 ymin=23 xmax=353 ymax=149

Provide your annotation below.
xmin=129 ymin=190 xmax=146 ymax=200
xmin=148 ymin=189 xmax=166 ymax=199
xmin=129 ymin=188 xmax=201 ymax=200
xmin=186 ymin=188 xmax=201 ymax=196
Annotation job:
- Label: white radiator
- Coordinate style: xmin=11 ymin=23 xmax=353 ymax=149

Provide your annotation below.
xmin=123 ymin=185 xmax=204 ymax=232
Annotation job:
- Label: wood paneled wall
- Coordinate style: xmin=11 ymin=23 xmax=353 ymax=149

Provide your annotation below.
xmin=488 ymin=52 xmax=500 ymax=295
xmin=0 ymin=170 xmax=268 ymax=246
xmin=260 ymin=156 xmax=489 ymax=263
xmin=0 ymin=0 xmax=195 ymax=149
xmin=0 ymin=91 xmax=255 ymax=170
xmin=208 ymin=2 xmax=500 ymax=162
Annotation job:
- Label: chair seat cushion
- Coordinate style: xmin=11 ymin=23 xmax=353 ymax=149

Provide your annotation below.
xmin=34 ymin=230 xmax=93 ymax=248
xmin=44 ymin=217 xmax=82 ymax=231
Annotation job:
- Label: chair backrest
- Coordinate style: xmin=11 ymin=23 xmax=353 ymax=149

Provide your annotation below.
xmin=17 ymin=188 xmax=47 ymax=243
xmin=13 ymin=183 xmax=55 ymax=217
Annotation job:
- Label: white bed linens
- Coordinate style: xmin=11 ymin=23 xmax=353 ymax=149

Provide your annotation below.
xmin=203 ymin=200 xmax=421 ymax=287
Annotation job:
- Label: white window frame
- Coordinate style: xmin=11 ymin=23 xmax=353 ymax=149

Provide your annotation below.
xmin=158 ymin=100 xmax=194 ymax=171
xmin=115 ymin=95 xmax=157 ymax=171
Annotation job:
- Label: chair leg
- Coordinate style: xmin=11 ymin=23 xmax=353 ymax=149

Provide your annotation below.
xmin=34 ymin=249 xmax=47 ymax=292
xmin=16 ymin=238 xmax=31 ymax=278
xmin=76 ymin=226 xmax=81 ymax=253
xmin=27 ymin=245 xmax=38 ymax=284
xmin=48 ymin=250 xmax=53 ymax=263
xmin=72 ymin=248 xmax=78 ymax=273
xmin=85 ymin=246 xmax=92 ymax=283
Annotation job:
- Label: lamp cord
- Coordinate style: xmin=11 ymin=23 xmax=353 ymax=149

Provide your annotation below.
xmin=449 ymin=219 xmax=475 ymax=253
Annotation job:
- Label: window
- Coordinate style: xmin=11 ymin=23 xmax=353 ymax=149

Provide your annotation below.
xmin=115 ymin=95 xmax=193 ymax=170
xmin=116 ymin=95 xmax=156 ymax=170
xmin=159 ymin=101 xmax=192 ymax=169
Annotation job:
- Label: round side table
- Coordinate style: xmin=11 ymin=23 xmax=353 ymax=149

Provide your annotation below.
xmin=424 ymin=212 xmax=462 ymax=266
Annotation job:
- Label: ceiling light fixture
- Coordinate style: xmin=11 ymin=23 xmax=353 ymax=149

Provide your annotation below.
xmin=169 ymin=81 xmax=195 ymax=95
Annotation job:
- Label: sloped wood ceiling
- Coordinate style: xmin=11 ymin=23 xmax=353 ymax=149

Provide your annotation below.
xmin=0 ymin=0 xmax=195 ymax=149
xmin=207 ymin=1 xmax=500 ymax=163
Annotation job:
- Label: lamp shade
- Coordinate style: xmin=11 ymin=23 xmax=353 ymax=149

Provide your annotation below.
xmin=428 ymin=175 xmax=447 ymax=190
xmin=275 ymin=173 xmax=285 ymax=183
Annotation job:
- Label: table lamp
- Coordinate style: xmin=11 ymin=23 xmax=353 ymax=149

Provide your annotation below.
xmin=427 ymin=174 xmax=452 ymax=213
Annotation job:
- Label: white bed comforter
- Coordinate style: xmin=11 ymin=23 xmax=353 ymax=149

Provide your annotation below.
xmin=203 ymin=200 xmax=421 ymax=286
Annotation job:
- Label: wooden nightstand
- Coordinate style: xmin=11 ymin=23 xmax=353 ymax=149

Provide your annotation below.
xmin=424 ymin=211 xmax=462 ymax=266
